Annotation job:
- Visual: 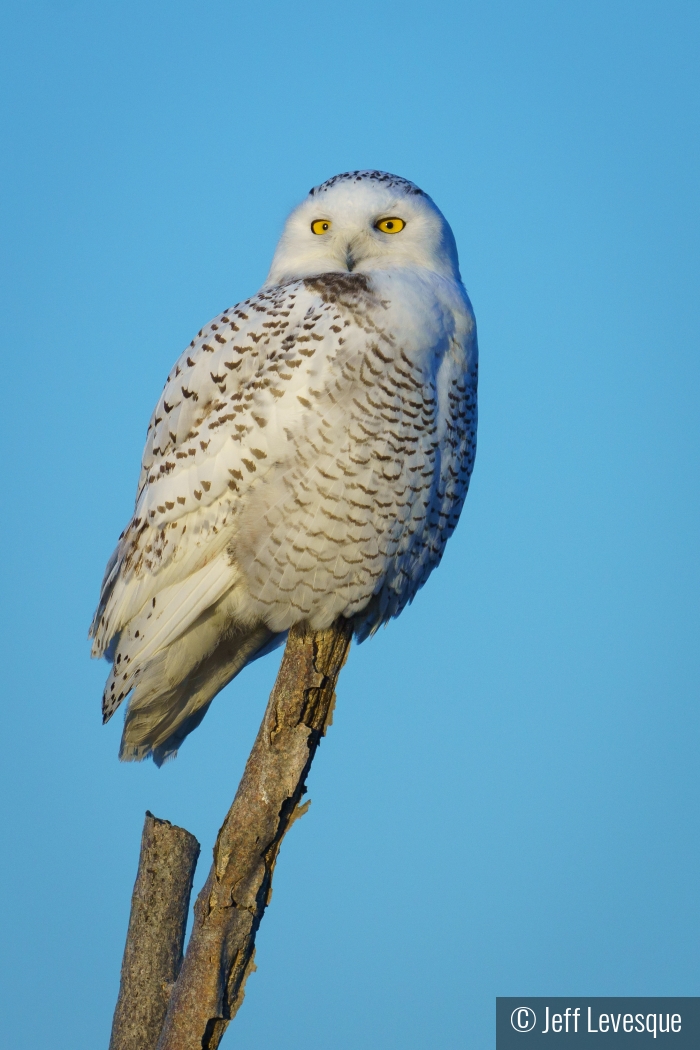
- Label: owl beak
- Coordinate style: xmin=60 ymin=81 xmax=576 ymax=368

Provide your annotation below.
xmin=344 ymin=233 xmax=364 ymax=272
xmin=345 ymin=244 xmax=356 ymax=272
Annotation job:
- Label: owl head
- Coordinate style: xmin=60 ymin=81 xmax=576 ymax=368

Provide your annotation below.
xmin=266 ymin=170 xmax=461 ymax=287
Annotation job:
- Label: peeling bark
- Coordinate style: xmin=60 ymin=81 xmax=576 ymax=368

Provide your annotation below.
xmin=155 ymin=618 xmax=352 ymax=1050
xmin=109 ymin=813 xmax=200 ymax=1050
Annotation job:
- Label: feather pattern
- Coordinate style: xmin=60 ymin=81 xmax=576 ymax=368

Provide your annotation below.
xmin=90 ymin=171 xmax=478 ymax=761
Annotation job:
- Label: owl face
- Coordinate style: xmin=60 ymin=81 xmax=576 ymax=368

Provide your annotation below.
xmin=266 ymin=171 xmax=461 ymax=287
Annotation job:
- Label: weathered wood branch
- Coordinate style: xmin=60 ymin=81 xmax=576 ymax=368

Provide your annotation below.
xmin=109 ymin=812 xmax=200 ymax=1050
xmin=155 ymin=618 xmax=352 ymax=1050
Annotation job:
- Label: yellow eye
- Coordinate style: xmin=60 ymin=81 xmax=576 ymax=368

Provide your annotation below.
xmin=311 ymin=219 xmax=332 ymax=235
xmin=375 ymin=217 xmax=405 ymax=234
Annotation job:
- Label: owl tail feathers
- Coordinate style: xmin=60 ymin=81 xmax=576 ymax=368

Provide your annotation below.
xmin=118 ymin=617 xmax=286 ymax=766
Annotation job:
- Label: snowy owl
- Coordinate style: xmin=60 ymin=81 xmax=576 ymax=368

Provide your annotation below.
xmin=90 ymin=171 xmax=478 ymax=764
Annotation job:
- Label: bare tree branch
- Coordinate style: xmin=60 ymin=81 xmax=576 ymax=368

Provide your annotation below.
xmin=155 ymin=618 xmax=352 ymax=1050
xmin=109 ymin=813 xmax=200 ymax=1050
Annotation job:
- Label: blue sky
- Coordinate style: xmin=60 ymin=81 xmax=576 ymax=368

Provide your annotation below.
xmin=1 ymin=1 xmax=698 ymax=1047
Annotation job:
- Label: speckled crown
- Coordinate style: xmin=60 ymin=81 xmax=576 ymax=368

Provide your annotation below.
xmin=309 ymin=170 xmax=425 ymax=197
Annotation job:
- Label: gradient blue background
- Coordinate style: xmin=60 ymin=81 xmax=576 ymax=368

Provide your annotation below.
xmin=1 ymin=2 xmax=698 ymax=1047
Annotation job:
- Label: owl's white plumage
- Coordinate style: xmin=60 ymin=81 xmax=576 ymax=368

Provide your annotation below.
xmin=91 ymin=171 xmax=478 ymax=763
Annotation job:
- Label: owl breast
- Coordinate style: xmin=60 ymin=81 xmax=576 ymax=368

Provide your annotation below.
xmin=229 ymin=270 xmax=477 ymax=635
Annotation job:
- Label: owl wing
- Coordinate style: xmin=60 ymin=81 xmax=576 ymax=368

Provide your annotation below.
xmin=90 ymin=275 xmax=407 ymax=709
xmin=90 ymin=278 xmax=352 ymax=669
